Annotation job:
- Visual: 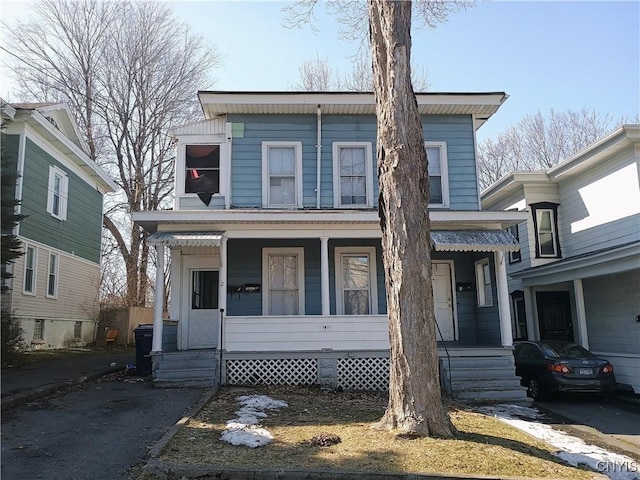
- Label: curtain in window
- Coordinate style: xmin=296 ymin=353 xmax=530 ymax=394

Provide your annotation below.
xmin=269 ymin=254 xmax=299 ymax=315
xmin=427 ymin=146 xmax=442 ymax=204
xmin=269 ymin=147 xmax=296 ymax=205
xmin=342 ymin=255 xmax=370 ymax=315
xmin=340 ymin=147 xmax=366 ymax=205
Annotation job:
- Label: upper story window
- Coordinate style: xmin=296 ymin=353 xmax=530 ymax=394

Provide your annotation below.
xmin=335 ymin=247 xmax=378 ymax=315
xmin=332 ymin=142 xmax=374 ymax=208
xmin=508 ymin=224 xmax=522 ymax=264
xmin=23 ymin=245 xmax=37 ymax=295
xmin=47 ymin=166 xmax=68 ymax=220
xmin=425 ymin=141 xmax=449 ymax=207
xmin=530 ymin=202 xmax=561 ymax=258
xmin=262 ymin=142 xmax=303 ymax=208
xmin=185 ymin=145 xmax=220 ymax=194
xmin=475 ymin=258 xmax=493 ymax=307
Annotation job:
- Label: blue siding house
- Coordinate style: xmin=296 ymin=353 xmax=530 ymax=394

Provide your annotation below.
xmin=133 ymin=92 xmax=528 ymax=401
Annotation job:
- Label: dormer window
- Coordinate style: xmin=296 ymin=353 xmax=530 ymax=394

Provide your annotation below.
xmin=185 ymin=145 xmax=220 ymax=194
xmin=530 ymin=202 xmax=561 ymax=258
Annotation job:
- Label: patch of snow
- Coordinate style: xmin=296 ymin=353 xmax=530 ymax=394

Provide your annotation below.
xmin=478 ymin=404 xmax=639 ymax=480
xmin=220 ymin=394 xmax=288 ymax=448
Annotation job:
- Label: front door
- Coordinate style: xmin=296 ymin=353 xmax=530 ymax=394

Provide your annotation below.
xmin=187 ymin=270 xmax=219 ymax=349
xmin=536 ymin=291 xmax=573 ymax=342
xmin=432 ymin=262 xmax=456 ymax=341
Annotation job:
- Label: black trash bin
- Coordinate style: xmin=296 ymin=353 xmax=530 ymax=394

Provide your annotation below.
xmin=134 ymin=324 xmax=154 ymax=376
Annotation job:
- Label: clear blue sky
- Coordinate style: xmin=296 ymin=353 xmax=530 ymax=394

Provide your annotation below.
xmin=1 ymin=0 xmax=638 ymax=142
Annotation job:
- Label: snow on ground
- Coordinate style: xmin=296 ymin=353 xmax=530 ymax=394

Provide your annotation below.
xmin=220 ymin=395 xmax=288 ymax=448
xmin=478 ymin=404 xmax=639 ymax=480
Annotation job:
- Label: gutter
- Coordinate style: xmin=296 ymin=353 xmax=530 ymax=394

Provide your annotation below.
xmin=316 ymin=105 xmax=322 ymax=209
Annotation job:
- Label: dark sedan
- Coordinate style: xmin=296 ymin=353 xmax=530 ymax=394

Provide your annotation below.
xmin=513 ymin=340 xmax=616 ymax=400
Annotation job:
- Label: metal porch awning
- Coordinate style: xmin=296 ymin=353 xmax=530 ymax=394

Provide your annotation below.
xmin=146 ymin=231 xmax=224 ymax=247
xmin=430 ymin=230 xmax=519 ymax=253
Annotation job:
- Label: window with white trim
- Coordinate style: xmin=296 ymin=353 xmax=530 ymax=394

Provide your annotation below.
xmin=530 ymin=202 xmax=561 ymax=258
xmin=425 ymin=141 xmax=449 ymax=207
xmin=23 ymin=245 xmax=37 ymax=295
xmin=335 ymin=247 xmax=378 ymax=315
xmin=332 ymin=142 xmax=373 ymax=208
xmin=185 ymin=144 xmax=220 ymax=194
xmin=46 ymin=166 xmax=68 ymax=220
xmin=262 ymin=142 xmax=303 ymax=208
xmin=47 ymin=252 xmax=58 ymax=298
xmin=475 ymin=258 xmax=493 ymax=307
xmin=262 ymin=248 xmax=305 ymax=315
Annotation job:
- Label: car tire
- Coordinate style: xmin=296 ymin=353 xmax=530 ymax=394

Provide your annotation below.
xmin=527 ymin=378 xmax=545 ymax=401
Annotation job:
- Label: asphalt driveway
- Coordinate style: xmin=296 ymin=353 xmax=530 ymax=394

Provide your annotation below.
xmin=1 ymin=372 xmax=206 ymax=480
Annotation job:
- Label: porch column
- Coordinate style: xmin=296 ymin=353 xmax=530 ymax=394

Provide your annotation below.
xmin=151 ymin=243 xmax=165 ymax=353
xmin=320 ymin=237 xmax=330 ymax=316
xmin=218 ymin=236 xmax=228 ymax=350
xmin=524 ymin=287 xmax=538 ymax=340
xmin=494 ymin=251 xmax=513 ymax=347
xmin=573 ymin=278 xmax=589 ymax=349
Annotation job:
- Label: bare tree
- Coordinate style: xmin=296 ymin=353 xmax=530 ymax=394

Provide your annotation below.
xmin=3 ymin=0 xmax=221 ymax=306
xmin=293 ymin=51 xmax=430 ymax=92
xmin=477 ymin=108 xmax=626 ymax=190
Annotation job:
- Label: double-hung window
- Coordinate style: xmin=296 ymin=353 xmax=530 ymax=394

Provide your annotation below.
xmin=47 ymin=166 xmax=68 ymax=220
xmin=262 ymin=142 xmax=303 ymax=208
xmin=530 ymin=202 xmax=561 ymax=258
xmin=47 ymin=252 xmax=58 ymax=298
xmin=185 ymin=145 xmax=220 ymax=194
xmin=332 ymin=142 xmax=373 ymax=208
xmin=262 ymin=248 xmax=305 ymax=315
xmin=425 ymin=141 xmax=449 ymax=207
xmin=508 ymin=224 xmax=522 ymax=264
xmin=475 ymin=258 xmax=493 ymax=307
xmin=335 ymin=247 xmax=378 ymax=315
xmin=23 ymin=245 xmax=37 ymax=295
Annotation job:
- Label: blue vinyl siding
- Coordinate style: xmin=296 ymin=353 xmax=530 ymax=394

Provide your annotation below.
xmin=18 ymin=138 xmax=103 ymax=263
xmin=228 ymin=113 xmax=479 ymax=210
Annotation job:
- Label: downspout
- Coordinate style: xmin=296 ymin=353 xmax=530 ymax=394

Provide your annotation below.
xmin=316 ymin=105 xmax=322 ymax=209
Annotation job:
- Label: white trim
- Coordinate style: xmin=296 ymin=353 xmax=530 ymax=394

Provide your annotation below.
xmin=535 ymin=208 xmax=559 ymax=257
xmin=46 ymin=165 xmax=68 ymax=221
xmin=22 ymin=244 xmax=37 ymax=296
xmin=261 ymin=141 xmax=303 ymax=208
xmin=152 ymin=244 xmax=165 ymax=353
xmin=262 ymin=247 xmax=305 ymax=316
xmin=46 ymin=251 xmax=59 ymax=299
xmin=475 ymin=257 xmax=492 ymax=307
xmin=425 ymin=141 xmax=450 ymax=208
xmin=334 ymin=246 xmax=378 ymax=315
xmin=332 ymin=142 xmax=374 ymax=208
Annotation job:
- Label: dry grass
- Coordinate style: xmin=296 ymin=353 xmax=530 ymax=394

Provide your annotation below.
xmin=154 ymin=386 xmax=596 ymax=479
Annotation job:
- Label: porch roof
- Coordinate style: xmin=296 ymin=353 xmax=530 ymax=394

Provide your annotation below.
xmin=147 ymin=231 xmax=224 ymax=247
xmin=430 ymin=230 xmax=519 ymax=252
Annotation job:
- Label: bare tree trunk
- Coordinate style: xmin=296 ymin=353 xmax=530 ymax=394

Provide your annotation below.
xmin=369 ymin=0 xmax=456 ymax=438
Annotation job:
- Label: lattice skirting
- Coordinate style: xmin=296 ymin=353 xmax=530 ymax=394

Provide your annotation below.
xmin=337 ymin=357 xmax=390 ymax=391
xmin=226 ymin=358 xmax=317 ymax=386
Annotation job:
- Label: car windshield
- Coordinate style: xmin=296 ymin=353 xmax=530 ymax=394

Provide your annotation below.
xmin=540 ymin=342 xmax=594 ymax=359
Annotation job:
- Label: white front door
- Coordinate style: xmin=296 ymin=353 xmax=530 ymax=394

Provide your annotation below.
xmin=432 ymin=262 xmax=456 ymax=341
xmin=187 ymin=269 xmax=219 ymax=349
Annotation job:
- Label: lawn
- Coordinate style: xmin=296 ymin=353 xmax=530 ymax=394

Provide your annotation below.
xmin=148 ymin=386 xmax=597 ymax=479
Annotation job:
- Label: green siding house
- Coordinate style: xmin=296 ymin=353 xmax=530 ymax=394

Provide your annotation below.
xmin=1 ymin=101 xmax=116 ymax=349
